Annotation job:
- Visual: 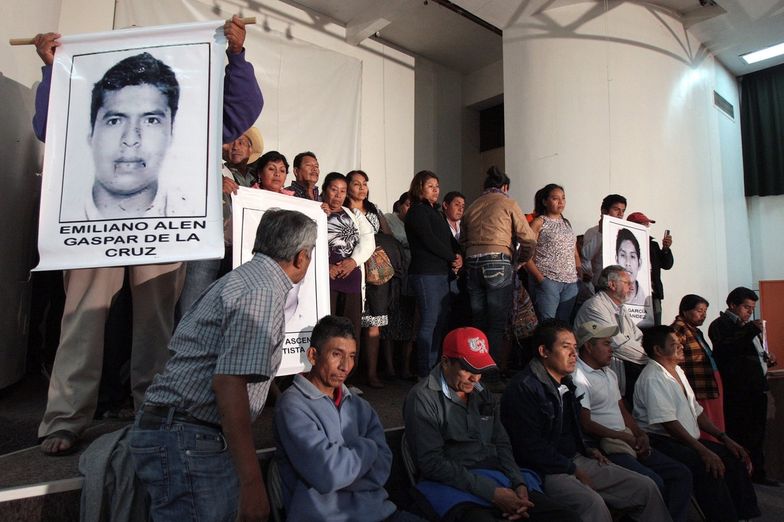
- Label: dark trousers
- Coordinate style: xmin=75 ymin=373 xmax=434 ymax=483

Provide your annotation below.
xmin=623 ymin=361 xmax=645 ymax=410
xmin=410 ymin=274 xmax=452 ymax=377
xmin=650 ymin=434 xmax=760 ymax=521
xmin=725 ymin=390 xmax=768 ymax=480
xmin=608 ymin=449 xmax=692 ymax=522
xmin=330 ymin=290 xmax=362 ymax=342
xmin=449 ymin=490 xmax=580 ymax=522
xmin=466 ymin=255 xmax=514 ymax=366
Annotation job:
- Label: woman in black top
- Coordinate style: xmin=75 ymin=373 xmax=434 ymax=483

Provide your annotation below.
xmin=405 ymin=170 xmax=462 ymax=377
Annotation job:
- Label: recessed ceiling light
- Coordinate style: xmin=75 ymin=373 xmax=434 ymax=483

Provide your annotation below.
xmin=741 ymin=42 xmax=784 ymax=65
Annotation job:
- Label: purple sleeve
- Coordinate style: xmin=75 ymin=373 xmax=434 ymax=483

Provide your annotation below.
xmin=33 ymin=65 xmax=53 ymax=142
xmin=222 ymin=49 xmax=263 ymax=144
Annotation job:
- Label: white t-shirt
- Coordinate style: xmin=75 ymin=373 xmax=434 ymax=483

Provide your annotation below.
xmin=573 ymin=357 xmax=625 ymax=431
xmin=633 ymin=359 xmax=703 ymax=439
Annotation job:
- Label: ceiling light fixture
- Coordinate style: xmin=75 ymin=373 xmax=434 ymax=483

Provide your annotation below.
xmin=741 ymin=42 xmax=784 ymax=65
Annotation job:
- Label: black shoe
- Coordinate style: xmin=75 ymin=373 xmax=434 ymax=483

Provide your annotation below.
xmin=752 ymin=476 xmax=782 ymax=487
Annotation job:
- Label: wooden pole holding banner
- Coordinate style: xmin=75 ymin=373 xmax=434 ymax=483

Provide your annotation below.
xmin=9 ymin=16 xmax=257 ymax=45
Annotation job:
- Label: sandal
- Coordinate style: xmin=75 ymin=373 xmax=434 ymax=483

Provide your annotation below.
xmin=40 ymin=430 xmax=80 ymax=457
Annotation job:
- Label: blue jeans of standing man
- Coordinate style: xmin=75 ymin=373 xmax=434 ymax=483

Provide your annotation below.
xmin=466 ymin=254 xmax=513 ymax=365
xmin=530 ymin=276 xmax=578 ymax=322
xmin=410 ymin=274 xmax=452 ymax=377
xmin=607 ymin=449 xmax=693 ymax=522
xmin=130 ymin=410 xmax=239 ymax=521
xmin=176 ymin=258 xmax=223 ymax=322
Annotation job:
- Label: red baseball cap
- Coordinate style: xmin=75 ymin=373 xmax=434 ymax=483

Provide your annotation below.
xmin=442 ymin=327 xmax=497 ymax=374
xmin=626 ymin=212 xmax=655 ymax=226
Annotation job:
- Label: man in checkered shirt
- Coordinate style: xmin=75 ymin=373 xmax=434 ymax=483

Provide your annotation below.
xmin=130 ymin=208 xmax=316 ymax=521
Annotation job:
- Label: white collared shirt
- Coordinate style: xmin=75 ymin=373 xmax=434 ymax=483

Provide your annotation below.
xmin=573 ymin=357 xmax=625 ymax=431
xmin=633 ymin=359 xmax=703 ymax=439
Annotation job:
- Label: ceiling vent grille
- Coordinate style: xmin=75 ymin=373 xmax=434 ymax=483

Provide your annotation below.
xmin=713 ymin=91 xmax=734 ymax=120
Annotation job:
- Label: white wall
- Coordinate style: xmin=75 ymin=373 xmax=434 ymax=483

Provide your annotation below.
xmin=463 ymin=59 xmax=503 ymax=108
xmin=414 ymin=57 xmax=464 ymax=194
xmin=748 ymin=196 xmax=784 ymax=285
xmin=503 ymin=1 xmax=750 ymax=323
xmin=415 ymin=56 xmax=506 ymax=202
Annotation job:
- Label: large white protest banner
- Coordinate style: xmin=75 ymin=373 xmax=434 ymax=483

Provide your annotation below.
xmin=602 ymin=216 xmax=654 ymax=326
xmin=35 ymin=21 xmax=226 ymax=270
xmin=232 ymin=187 xmax=330 ymax=376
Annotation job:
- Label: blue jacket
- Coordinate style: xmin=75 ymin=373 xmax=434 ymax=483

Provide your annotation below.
xmin=273 ymin=374 xmax=396 ymax=522
xmin=500 ymin=359 xmax=588 ymax=476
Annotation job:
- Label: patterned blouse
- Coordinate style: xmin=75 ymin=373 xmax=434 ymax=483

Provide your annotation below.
xmin=327 ymin=209 xmax=360 ymax=259
xmin=327 ymin=209 xmax=362 ymax=294
xmin=672 ymin=316 xmax=720 ymax=399
xmin=365 ymin=210 xmax=381 ymax=234
xmin=534 ymin=216 xmax=577 ymax=283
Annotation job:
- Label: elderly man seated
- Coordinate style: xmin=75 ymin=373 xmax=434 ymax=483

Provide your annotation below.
xmin=634 ymin=326 xmax=760 ymax=522
xmin=574 ymin=265 xmax=647 ymax=406
xmin=500 ymin=319 xmax=670 ymax=522
xmin=274 ymin=315 xmax=423 ymax=522
xmin=404 ymin=327 xmax=578 ymax=522
xmin=572 ymin=321 xmax=692 ymax=522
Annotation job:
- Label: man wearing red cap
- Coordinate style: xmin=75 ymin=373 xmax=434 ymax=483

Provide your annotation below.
xmin=626 ymin=212 xmax=673 ymax=325
xmin=403 ymin=327 xmax=579 ymax=521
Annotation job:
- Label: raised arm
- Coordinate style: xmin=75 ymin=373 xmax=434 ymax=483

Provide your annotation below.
xmin=31 ymin=32 xmax=60 ymax=142
xmin=222 ymin=16 xmax=263 ymax=143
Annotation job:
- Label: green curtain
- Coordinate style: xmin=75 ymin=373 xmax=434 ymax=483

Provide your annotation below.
xmin=741 ymin=62 xmax=784 ymax=196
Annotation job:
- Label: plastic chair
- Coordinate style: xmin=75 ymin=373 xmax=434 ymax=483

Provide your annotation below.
xmin=266 ymin=458 xmax=286 ymax=522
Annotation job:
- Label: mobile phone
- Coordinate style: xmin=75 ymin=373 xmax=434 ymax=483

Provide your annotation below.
xmin=665 ymin=229 xmax=670 ymax=236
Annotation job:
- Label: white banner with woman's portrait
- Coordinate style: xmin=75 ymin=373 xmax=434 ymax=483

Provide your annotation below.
xmin=602 ymin=216 xmax=653 ymax=326
xmin=232 ymin=187 xmax=330 ymax=376
xmin=35 ymin=21 xmax=226 ymax=270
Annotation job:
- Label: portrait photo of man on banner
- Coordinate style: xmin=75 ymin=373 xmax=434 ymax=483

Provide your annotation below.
xmin=602 ymin=215 xmax=653 ymax=326
xmin=232 ymin=187 xmax=331 ymax=376
xmin=61 ymin=47 xmax=208 ymax=222
xmin=36 ymin=21 xmax=228 ymax=270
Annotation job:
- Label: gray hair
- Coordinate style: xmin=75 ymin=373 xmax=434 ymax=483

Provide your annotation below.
xmin=596 ymin=265 xmax=631 ymax=292
xmin=252 ymin=208 xmax=317 ymax=262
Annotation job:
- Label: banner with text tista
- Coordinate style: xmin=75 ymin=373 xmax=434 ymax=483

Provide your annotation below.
xmin=232 ymin=187 xmax=331 ymax=376
xmin=35 ymin=21 xmax=227 ymax=270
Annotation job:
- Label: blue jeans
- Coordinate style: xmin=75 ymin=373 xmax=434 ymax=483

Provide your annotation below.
xmin=607 ymin=450 xmax=692 ymax=522
xmin=176 ymin=259 xmax=222 ymax=322
xmin=466 ymin=255 xmax=513 ymax=364
xmin=530 ymin=276 xmax=578 ymax=322
xmin=130 ymin=412 xmax=239 ymax=521
xmin=410 ymin=274 xmax=452 ymax=377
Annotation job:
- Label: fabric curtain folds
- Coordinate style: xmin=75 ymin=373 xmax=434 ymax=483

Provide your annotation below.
xmin=741 ymin=62 xmax=784 ymax=197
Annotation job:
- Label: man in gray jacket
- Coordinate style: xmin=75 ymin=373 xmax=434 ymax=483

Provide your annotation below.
xmin=403 ymin=327 xmax=578 ymax=522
